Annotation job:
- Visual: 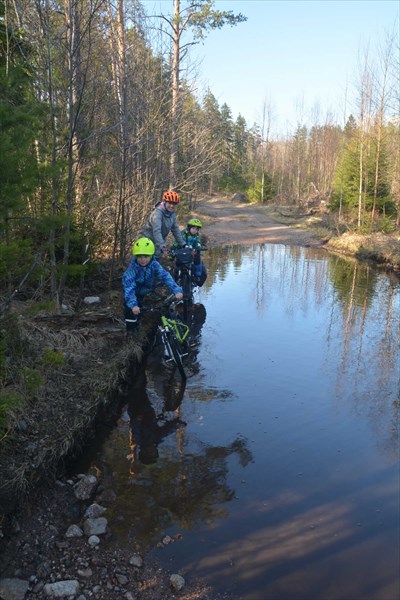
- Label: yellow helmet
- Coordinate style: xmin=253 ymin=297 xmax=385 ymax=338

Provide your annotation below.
xmin=132 ymin=237 xmax=155 ymax=256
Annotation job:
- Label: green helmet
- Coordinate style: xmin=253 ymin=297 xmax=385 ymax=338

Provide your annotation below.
xmin=187 ymin=218 xmax=202 ymax=228
xmin=132 ymin=237 xmax=155 ymax=256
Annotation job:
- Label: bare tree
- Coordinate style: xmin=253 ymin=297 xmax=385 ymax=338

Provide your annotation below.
xmin=153 ymin=0 xmax=246 ymax=190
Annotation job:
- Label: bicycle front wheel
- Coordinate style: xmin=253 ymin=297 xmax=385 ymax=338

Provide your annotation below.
xmin=163 ymin=329 xmax=186 ymax=380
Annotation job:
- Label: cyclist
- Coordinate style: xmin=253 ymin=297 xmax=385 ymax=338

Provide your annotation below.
xmin=175 ymin=218 xmax=207 ymax=286
xmin=140 ymin=190 xmax=185 ymax=260
xmin=122 ymin=237 xmax=183 ymax=334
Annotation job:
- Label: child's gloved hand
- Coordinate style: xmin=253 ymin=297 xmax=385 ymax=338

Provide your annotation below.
xmin=132 ymin=306 xmax=140 ymax=315
xmin=175 ymin=293 xmax=183 ymax=300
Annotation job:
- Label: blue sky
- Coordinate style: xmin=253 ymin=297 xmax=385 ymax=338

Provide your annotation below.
xmin=146 ymin=1 xmax=399 ymax=136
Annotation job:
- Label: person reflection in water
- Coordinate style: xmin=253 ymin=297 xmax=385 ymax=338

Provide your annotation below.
xmin=127 ymin=366 xmax=186 ymax=472
xmin=181 ymin=302 xmax=206 ymax=376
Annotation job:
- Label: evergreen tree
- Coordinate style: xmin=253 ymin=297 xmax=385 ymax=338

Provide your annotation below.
xmin=0 ymin=2 xmax=43 ymax=290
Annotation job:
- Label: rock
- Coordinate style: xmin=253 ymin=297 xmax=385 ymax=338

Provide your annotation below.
xmin=65 ymin=524 xmax=83 ymax=538
xmin=43 ymin=580 xmax=79 ymax=597
xmin=170 ymin=574 xmax=185 ymax=591
xmin=84 ymin=503 xmax=107 ymax=519
xmin=88 ymin=535 xmax=100 ymax=546
xmin=74 ymin=475 xmax=98 ymax=500
xmin=128 ymin=554 xmax=143 ymax=568
xmin=231 ymin=192 xmax=248 ymax=203
xmin=77 ymin=568 xmax=93 ymax=578
xmin=115 ymin=573 xmax=128 ymax=585
xmin=162 ymin=535 xmax=173 ymax=545
xmin=0 ymin=578 xmax=29 ymax=600
xmin=83 ymin=296 xmax=101 ymax=305
xmin=83 ymin=517 xmax=107 ymax=536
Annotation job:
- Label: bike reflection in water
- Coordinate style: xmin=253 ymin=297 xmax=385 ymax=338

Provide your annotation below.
xmin=177 ymin=302 xmax=207 ymax=376
xmin=126 ymin=363 xmax=186 ymax=473
xmin=126 ymin=301 xmax=206 ymax=473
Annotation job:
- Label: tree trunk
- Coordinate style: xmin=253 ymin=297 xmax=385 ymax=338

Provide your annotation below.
xmin=170 ymin=0 xmax=180 ymax=189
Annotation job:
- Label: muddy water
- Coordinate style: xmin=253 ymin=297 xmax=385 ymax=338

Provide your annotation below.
xmin=76 ymin=244 xmax=399 ymax=600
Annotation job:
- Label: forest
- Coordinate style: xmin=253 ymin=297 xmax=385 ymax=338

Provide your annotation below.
xmin=1 ymin=0 xmax=399 ymax=312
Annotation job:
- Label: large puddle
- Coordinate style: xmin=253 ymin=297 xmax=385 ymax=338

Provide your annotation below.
xmin=74 ymin=244 xmax=399 ymax=600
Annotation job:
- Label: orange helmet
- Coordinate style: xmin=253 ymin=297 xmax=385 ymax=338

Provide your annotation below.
xmin=162 ymin=190 xmax=180 ymax=204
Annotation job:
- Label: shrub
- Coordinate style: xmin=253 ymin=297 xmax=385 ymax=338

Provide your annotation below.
xmin=41 ymin=348 xmax=64 ymax=369
xmin=0 ymin=389 xmax=25 ymax=431
xmin=20 ymin=367 xmax=45 ymax=398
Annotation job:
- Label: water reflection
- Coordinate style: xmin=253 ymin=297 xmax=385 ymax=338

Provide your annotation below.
xmin=77 ymin=243 xmax=399 ymax=599
xmin=202 ymin=245 xmax=399 ymax=454
xmin=127 ymin=365 xmax=186 ymax=470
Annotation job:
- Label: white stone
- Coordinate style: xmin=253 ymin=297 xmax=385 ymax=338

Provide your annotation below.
xmin=170 ymin=574 xmax=185 ymax=591
xmin=128 ymin=554 xmax=143 ymax=568
xmin=74 ymin=475 xmax=98 ymax=500
xmin=0 ymin=578 xmax=29 ymax=600
xmin=83 ymin=296 xmax=101 ymax=305
xmin=88 ymin=535 xmax=100 ymax=546
xmin=83 ymin=517 xmax=107 ymax=536
xmin=84 ymin=503 xmax=106 ymax=519
xmin=43 ymin=580 xmax=79 ymax=597
xmin=65 ymin=524 xmax=83 ymax=538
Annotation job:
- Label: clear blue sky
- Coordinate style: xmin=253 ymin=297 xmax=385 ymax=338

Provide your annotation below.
xmin=146 ymin=1 xmax=399 ymax=135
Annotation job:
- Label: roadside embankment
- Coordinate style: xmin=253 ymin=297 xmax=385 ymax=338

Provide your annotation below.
xmin=0 ymin=297 xmax=150 ymax=524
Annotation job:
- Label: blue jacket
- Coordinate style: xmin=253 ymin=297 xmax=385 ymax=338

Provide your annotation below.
xmin=140 ymin=202 xmax=184 ymax=258
xmin=122 ymin=258 xmax=182 ymax=308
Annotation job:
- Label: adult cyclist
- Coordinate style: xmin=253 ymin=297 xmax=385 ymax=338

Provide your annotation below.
xmin=140 ymin=190 xmax=185 ymax=260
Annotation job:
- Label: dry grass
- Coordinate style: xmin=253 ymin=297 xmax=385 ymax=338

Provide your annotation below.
xmin=263 ymin=205 xmax=400 ymax=271
xmin=327 ymin=231 xmax=400 ymax=270
xmin=0 ymin=313 xmax=157 ymax=516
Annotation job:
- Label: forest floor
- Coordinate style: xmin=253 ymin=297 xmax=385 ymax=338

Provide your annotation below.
xmin=0 ymin=194 xmax=398 ymax=600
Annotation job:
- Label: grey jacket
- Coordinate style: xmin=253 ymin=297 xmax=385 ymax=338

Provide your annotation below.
xmin=140 ymin=202 xmax=185 ymax=258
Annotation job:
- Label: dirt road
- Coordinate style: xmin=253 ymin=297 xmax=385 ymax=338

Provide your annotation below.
xmin=191 ymin=195 xmax=324 ymax=248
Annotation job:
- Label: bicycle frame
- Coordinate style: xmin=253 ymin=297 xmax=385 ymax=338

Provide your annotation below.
xmin=137 ymin=294 xmax=189 ymax=379
xmin=160 ymin=315 xmax=189 ymax=344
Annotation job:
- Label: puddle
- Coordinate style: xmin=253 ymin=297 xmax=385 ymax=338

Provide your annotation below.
xmin=72 ymin=244 xmax=400 ymax=600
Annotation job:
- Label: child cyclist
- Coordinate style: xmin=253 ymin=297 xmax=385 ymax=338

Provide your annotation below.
xmin=176 ymin=218 xmax=207 ymax=286
xmin=122 ymin=237 xmax=183 ymax=334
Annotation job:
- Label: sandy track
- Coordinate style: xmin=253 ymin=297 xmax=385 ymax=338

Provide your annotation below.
xmin=192 ymin=195 xmax=324 ymax=248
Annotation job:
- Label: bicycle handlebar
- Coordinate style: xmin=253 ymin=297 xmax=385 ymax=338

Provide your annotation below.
xmin=138 ymin=293 xmax=181 ymax=314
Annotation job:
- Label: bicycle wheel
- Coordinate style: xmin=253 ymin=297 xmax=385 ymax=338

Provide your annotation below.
xmin=162 ymin=328 xmax=186 ymax=380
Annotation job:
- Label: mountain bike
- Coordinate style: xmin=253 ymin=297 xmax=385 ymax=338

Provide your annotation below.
xmin=137 ymin=294 xmax=190 ymax=380
xmin=170 ymin=247 xmax=207 ymax=321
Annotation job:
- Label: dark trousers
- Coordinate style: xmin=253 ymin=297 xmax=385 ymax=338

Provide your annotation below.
xmin=195 ymin=263 xmax=207 ymax=287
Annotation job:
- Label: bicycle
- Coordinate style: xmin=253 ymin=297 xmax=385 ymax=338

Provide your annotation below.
xmin=135 ymin=294 xmax=190 ymax=380
xmin=170 ymin=246 xmax=207 ymax=321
